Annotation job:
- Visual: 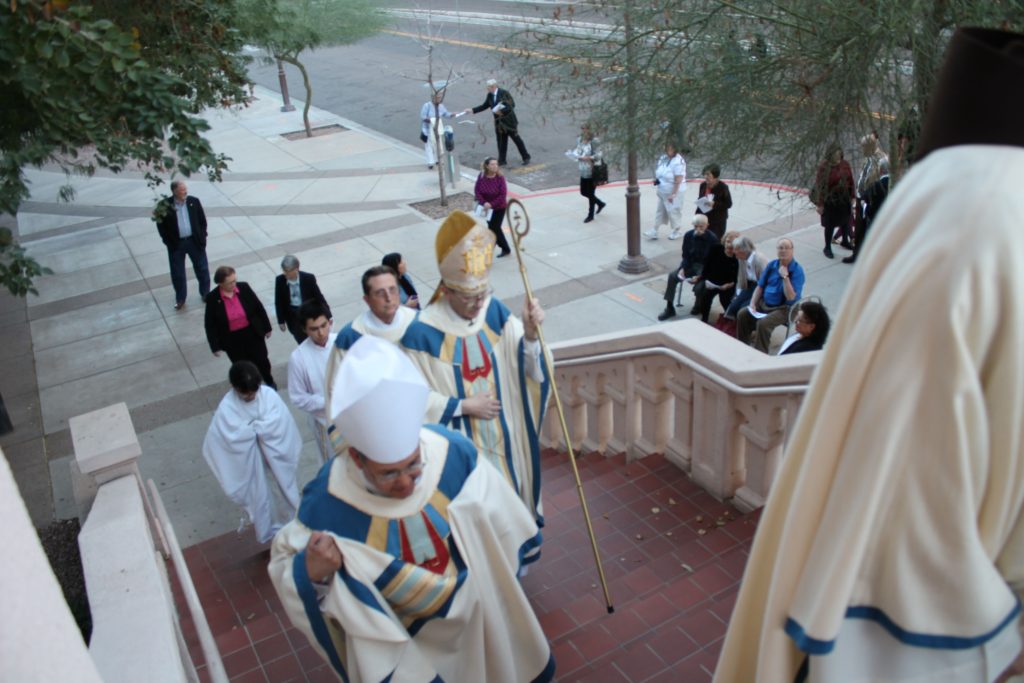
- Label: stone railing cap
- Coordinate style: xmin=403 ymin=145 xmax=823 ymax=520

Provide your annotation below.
xmin=70 ymin=402 xmax=141 ymax=474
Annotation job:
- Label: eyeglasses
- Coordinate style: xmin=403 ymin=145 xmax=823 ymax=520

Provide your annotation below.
xmin=369 ymin=285 xmax=399 ymax=300
xmin=448 ymin=287 xmax=493 ymax=305
xmin=372 ymin=456 xmax=424 ymax=483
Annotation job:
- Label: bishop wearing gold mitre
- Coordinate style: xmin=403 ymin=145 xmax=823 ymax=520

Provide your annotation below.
xmin=400 ymin=210 xmax=550 ymax=530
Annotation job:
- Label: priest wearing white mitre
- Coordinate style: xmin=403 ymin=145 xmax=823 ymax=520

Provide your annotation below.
xmin=269 ymin=335 xmax=555 ymax=683
xmin=323 ymin=264 xmax=418 ymax=454
xmin=203 ymin=360 xmax=302 ymax=544
xmin=400 ymin=210 xmax=551 ymax=526
xmin=714 ymin=27 xmax=1024 ymax=683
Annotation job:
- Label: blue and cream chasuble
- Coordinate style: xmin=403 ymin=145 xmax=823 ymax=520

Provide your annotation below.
xmin=401 ymin=297 xmax=551 ymax=526
xmin=269 ymin=426 xmax=554 ymax=683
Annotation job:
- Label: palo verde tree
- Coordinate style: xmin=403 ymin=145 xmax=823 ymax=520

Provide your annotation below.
xmin=510 ymin=0 xmax=1024 ymax=189
xmin=0 ymin=0 xmax=252 ymax=297
xmin=238 ymin=0 xmax=387 ymax=137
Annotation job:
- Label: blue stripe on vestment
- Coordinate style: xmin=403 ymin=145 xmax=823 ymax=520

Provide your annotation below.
xmin=517 ymin=336 xmax=550 ymax=527
xmin=785 ymin=596 xmax=1022 ymax=654
xmin=334 ymin=322 xmax=362 ymax=350
xmin=292 ymin=552 xmax=350 ymax=682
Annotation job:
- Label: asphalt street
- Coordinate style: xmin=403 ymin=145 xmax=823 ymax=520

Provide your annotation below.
xmin=246 ymin=1 xmax=625 ymax=192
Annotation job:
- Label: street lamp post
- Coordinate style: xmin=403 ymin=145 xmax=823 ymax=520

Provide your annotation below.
xmin=618 ymin=0 xmax=650 ymax=274
xmin=277 ymin=59 xmax=296 ymax=112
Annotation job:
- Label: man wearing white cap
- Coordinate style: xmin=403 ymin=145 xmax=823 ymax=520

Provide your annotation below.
xmin=401 ymin=210 xmax=551 ymax=526
xmin=323 ymin=265 xmax=419 ymax=453
xmin=462 ymin=78 xmax=532 ymax=166
xmin=269 ymin=336 xmax=554 ymax=682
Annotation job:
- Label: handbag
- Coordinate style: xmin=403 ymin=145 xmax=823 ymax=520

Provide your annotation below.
xmin=419 ymin=133 xmax=429 ymax=143
xmin=592 ymin=160 xmax=609 ymax=186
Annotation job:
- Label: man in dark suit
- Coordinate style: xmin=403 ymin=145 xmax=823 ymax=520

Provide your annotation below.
xmin=463 ymin=78 xmax=531 ymax=167
xmin=157 ymin=180 xmax=210 ymax=310
xmin=274 ymin=255 xmax=332 ymax=344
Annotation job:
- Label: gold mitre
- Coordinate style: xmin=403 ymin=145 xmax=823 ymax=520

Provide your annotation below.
xmin=435 ymin=210 xmax=495 ymax=294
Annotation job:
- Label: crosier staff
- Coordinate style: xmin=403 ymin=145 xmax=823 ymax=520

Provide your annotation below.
xmin=504 ymin=198 xmax=614 ymax=614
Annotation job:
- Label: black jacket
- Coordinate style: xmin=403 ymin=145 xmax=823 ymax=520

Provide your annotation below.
xmin=204 ymin=282 xmax=272 ymax=353
xmin=274 ymin=271 xmax=331 ymax=324
xmin=680 ymin=229 xmax=720 ymax=277
xmin=157 ymin=196 xmax=208 ymax=249
xmin=472 ymin=88 xmax=519 ymax=134
xmin=695 ymin=180 xmax=733 ymax=235
xmin=780 ymin=336 xmax=823 ymax=355
xmin=698 ymin=243 xmax=738 ymax=286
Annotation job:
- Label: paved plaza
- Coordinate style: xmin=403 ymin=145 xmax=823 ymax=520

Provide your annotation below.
xmin=1 ymin=85 xmax=853 ymax=538
xmin=0 ymin=84 xmax=860 ymax=683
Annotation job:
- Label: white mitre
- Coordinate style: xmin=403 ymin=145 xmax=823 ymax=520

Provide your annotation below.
xmin=328 ymin=335 xmax=429 ymax=464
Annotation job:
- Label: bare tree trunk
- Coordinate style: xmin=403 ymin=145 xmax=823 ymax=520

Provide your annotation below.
xmin=279 ymin=54 xmax=314 ymax=137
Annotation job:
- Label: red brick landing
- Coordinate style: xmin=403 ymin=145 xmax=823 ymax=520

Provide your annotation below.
xmin=171 ymin=450 xmax=758 ymax=682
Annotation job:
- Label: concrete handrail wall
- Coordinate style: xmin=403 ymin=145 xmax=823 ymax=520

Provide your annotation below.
xmin=544 ymin=319 xmax=820 ymax=511
xmin=71 ymin=403 xmax=227 ymax=683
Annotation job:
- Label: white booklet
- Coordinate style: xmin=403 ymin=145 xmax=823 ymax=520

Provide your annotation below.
xmin=474 ymin=204 xmax=493 ymax=221
xmin=747 ymin=306 xmax=768 ymax=319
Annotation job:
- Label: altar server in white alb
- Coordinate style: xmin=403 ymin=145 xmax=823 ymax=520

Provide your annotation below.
xmin=287 ymin=300 xmax=337 ymax=463
xmin=269 ymin=335 xmax=554 ymax=682
xmin=401 ymin=210 xmax=551 ymax=526
xmin=714 ymin=27 xmax=1024 ymax=683
xmin=203 ymin=361 xmax=302 ymax=544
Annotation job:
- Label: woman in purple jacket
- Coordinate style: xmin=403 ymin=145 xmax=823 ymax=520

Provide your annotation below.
xmin=474 ymin=157 xmax=512 ymax=257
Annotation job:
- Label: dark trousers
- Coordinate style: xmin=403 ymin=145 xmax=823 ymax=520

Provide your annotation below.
xmin=488 ymin=207 xmax=511 ymax=253
xmin=724 ymin=287 xmax=754 ymax=319
xmin=496 ymin=129 xmax=529 ymax=164
xmin=284 ymin=307 xmax=306 ymax=344
xmin=852 ymin=216 xmax=874 ymax=259
xmin=821 ymin=203 xmax=852 ymax=248
xmin=224 ymin=326 xmax=276 ymax=389
xmin=580 ymin=177 xmax=605 ymax=218
xmin=664 ymin=263 xmax=702 ymax=307
xmin=693 ymin=282 xmax=735 ymax=323
xmin=168 ymin=236 xmax=210 ymax=305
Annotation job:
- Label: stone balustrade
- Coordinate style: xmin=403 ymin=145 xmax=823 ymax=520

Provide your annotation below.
xmin=544 ymin=319 xmax=819 ymax=512
xmin=69 ymin=403 xmax=227 ymax=683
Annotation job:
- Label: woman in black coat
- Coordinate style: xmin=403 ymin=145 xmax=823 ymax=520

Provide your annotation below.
xmin=692 ymin=230 xmax=739 ymax=323
xmin=205 ymin=265 xmax=277 ymax=389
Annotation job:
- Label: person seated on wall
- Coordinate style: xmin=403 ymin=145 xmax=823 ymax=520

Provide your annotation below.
xmin=692 ymin=230 xmax=740 ymax=324
xmin=736 ymin=237 xmax=805 ymax=352
xmin=658 ymin=214 xmax=719 ymax=321
xmin=778 ymin=300 xmax=830 ymax=355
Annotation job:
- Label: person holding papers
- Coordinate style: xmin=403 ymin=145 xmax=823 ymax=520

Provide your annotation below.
xmin=463 ymin=78 xmax=531 ymax=167
xmin=474 ymin=157 xmax=511 ymax=258
xmin=645 ymin=141 xmax=687 ymax=240
xmin=736 ymin=237 xmax=805 ymax=352
xmin=694 ymin=163 xmax=733 ymax=240
xmin=658 ymin=214 xmax=719 ymax=321
xmin=692 ymin=230 xmax=740 ymax=323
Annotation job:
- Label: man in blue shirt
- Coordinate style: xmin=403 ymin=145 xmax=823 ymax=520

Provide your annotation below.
xmin=737 ymin=237 xmax=805 ymax=352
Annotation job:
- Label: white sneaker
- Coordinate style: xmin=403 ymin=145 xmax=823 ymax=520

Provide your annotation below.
xmin=668 ymin=229 xmax=682 ymax=240
xmin=644 ymin=229 xmax=659 ymax=240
